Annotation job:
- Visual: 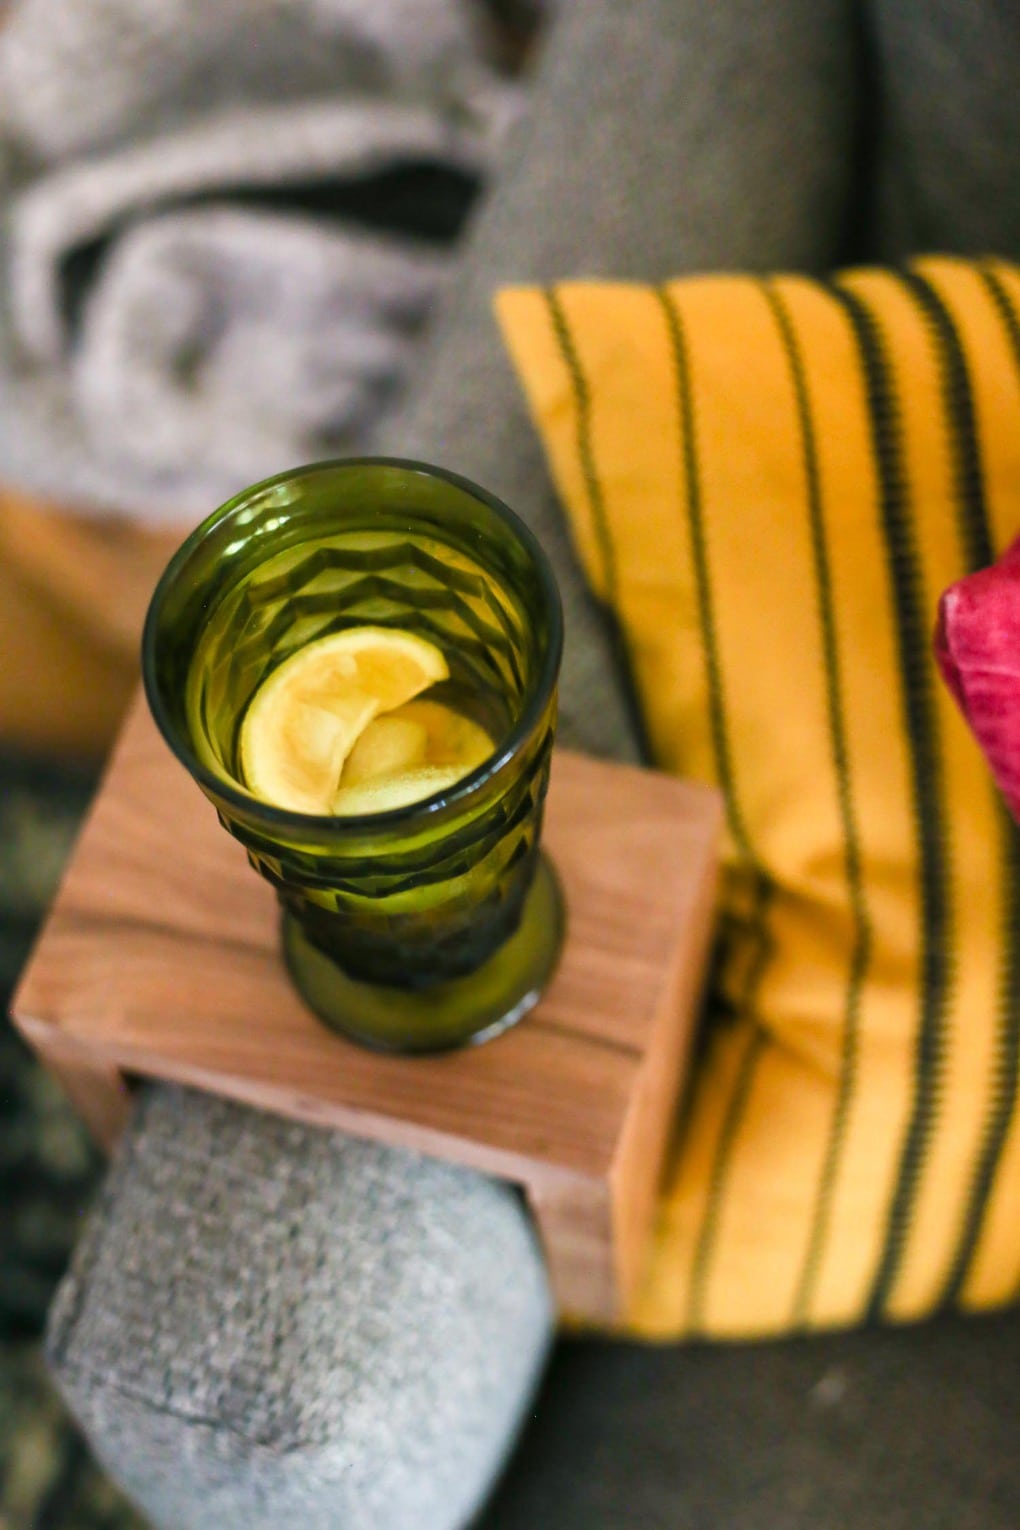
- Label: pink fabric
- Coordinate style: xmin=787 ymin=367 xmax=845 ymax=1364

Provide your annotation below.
xmin=935 ymin=534 xmax=1020 ymax=823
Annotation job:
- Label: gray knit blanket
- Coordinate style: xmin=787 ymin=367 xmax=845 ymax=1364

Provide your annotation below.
xmin=0 ymin=0 xmax=545 ymax=524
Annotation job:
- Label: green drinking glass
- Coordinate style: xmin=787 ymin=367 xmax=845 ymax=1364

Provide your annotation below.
xmin=142 ymin=457 xmax=565 ymax=1052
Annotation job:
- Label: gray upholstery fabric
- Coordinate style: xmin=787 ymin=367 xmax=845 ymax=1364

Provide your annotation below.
xmin=487 ymin=1313 xmax=1020 ymax=1529
xmin=45 ymin=1 xmax=861 ymax=1526
xmin=867 ymin=0 xmax=1020 ymax=261
xmin=48 ymin=1088 xmax=553 ymax=1530
xmin=377 ymin=0 xmax=860 ymax=762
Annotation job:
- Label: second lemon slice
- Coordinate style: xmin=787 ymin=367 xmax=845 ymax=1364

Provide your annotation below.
xmin=330 ymin=697 xmax=497 ymax=815
xmin=331 ymin=765 xmax=468 ymax=818
xmin=239 ymin=627 xmax=449 ymax=815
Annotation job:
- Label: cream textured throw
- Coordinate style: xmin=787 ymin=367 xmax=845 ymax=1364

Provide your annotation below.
xmin=0 ymin=0 xmax=539 ymax=521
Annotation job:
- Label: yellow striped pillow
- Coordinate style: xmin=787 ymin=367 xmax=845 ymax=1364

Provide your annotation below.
xmin=497 ymin=257 xmax=1020 ymax=1340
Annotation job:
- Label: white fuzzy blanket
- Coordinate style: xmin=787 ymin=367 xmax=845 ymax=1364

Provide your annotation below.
xmin=0 ymin=0 xmax=544 ymax=521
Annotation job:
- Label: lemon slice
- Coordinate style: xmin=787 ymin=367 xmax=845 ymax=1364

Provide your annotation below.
xmin=239 ymin=627 xmax=448 ymax=814
xmin=332 ymin=765 xmax=467 ymax=817
xmin=390 ymin=699 xmax=495 ymax=774
xmin=342 ymin=714 xmax=429 ymax=788
xmin=330 ymin=698 xmax=497 ymax=815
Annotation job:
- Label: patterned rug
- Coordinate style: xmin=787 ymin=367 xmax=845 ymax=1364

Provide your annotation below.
xmin=0 ymin=753 xmax=145 ymax=1529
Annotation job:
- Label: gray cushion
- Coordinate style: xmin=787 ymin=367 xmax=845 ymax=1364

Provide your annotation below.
xmin=48 ymin=1087 xmax=552 ymax=1530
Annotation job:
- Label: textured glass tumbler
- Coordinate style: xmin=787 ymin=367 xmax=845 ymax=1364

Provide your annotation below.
xmin=142 ymin=458 xmax=564 ymax=1052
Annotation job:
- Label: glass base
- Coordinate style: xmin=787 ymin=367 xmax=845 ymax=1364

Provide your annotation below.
xmin=282 ymin=855 xmax=565 ymax=1053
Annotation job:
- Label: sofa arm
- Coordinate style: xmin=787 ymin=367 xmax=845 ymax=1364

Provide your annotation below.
xmin=47 ymin=1086 xmax=553 ymax=1530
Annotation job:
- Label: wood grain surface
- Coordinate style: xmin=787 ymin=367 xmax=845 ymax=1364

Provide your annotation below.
xmin=13 ymin=693 xmax=722 ymax=1323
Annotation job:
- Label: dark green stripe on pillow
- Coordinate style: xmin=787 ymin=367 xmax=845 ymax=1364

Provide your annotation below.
xmin=656 ymin=284 xmax=775 ymax=1331
xmin=979 ymin=264 xmax=1020 ymax=377
xmin=830 ymin=278 xmax=955 ymax=1322
xmin=762 ymin=281 xmax=873 ymax=1330
xmin=980 ymin=265 xmax=1020 ymax=1309
xmin=543 ymin=287 xmax=653 ymax=764
xmin=926 ymin=264 xmax=1020 ymax=1306
xmin=898 ymin=269 xmax=991 ymax=569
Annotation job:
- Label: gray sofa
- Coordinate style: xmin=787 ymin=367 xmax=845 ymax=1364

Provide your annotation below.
xmin=43 ymin=0 xmax=1020 ymax=1525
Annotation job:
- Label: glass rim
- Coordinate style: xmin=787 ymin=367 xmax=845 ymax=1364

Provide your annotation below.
xmin=141 ymin=455 xmax=564 ymax=833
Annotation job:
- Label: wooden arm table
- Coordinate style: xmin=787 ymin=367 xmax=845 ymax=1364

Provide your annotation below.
xmin=12 ymin=696 xmax=721 ymax=1326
